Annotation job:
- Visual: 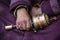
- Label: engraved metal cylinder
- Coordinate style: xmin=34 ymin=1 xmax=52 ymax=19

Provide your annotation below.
xmin=32 ymin=13 xmax=49 ymax=29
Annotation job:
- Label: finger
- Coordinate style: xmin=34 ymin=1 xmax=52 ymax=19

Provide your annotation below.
xmin=26 ymin=20 xmax=30 ymax=31
xmin=16 ymin=21 xmax=23 ymax=30
xmin=16 ymin=21 xmax=20 ymax=29
xmin=22 ymin=21 xmax=26 ymax=30
xmin=19 ymin=22 xmax=23 ymax=30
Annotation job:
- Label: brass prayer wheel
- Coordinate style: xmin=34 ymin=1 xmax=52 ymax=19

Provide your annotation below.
xmin=32 ymin=13 xmax=49 ymax=29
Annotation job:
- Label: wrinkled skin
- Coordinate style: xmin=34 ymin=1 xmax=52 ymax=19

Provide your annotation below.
xmin=16 ymin=8 xmax=31 ymax=30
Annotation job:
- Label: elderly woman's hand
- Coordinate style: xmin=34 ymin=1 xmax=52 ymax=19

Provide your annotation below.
xmin=31 ymin=7 xmax=42 ymax=16
xmin=16 ymin=8 xmax=31 ymax=31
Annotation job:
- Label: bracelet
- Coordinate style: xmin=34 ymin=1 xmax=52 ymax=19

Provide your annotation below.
xmin=14 ymin=5 xmax=28 ymax=17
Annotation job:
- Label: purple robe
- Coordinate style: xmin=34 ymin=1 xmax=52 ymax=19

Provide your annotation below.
xmin=0 ymin=0 xmax=60 ymax=40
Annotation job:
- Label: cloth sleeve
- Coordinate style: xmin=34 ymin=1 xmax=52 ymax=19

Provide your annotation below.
xmin=10 ymin=0 xmax=31 ymax=12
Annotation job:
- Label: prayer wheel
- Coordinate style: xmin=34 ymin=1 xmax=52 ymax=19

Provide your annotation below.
xmin=5 ymin=14 xmax=57 ymax=32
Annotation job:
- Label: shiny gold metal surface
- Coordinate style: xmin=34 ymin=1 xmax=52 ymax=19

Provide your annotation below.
xmin=32 ymin=14 xmax=49 ymax=29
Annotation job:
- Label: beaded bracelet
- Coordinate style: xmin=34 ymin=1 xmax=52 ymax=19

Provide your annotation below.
xmin=14 ymin=5 xmax=28 ymax=17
